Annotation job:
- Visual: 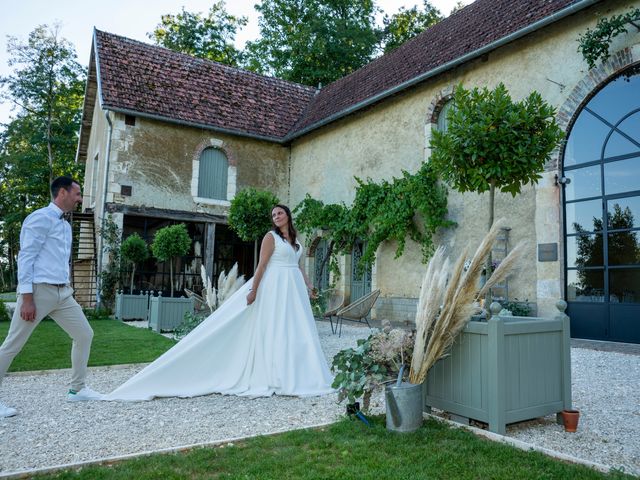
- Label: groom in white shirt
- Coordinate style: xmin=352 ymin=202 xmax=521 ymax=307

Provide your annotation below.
xmin=0 ymin=176 xmax=103 ymax=418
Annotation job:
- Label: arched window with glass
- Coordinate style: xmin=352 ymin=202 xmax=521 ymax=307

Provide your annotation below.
xmin=563 ymin=64 xmax=640 ymax=343
xmin=436 ymin=98 xmax=454 ymax=133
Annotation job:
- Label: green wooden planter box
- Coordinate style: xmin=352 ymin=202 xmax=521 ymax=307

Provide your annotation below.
xmin=423 ymin=302 xmax=572 ymax=434
xmin=148 ymin=295 xmax=194 ymax=332
xmin=114 ymin=291 xmax=150 ymax=320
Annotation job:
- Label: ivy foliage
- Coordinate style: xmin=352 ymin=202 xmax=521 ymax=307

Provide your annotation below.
xmin=98 ymin=214 xmax=122 ymax=310
xmin=578 ymin=7 xmax=640 ymax=69
xmin=228 ymin=188 xmax=280 ymax=242
xmin=430 ymin=83 xmax=564 ymax=228
xmin=294 ymin=161 xmax=454 ymax=273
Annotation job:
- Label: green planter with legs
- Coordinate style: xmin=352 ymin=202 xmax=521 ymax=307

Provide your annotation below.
xmin=424 ymin=301 xmax=572 ymax=434
xmin=148 ymin=294 xmax=194 ymax=333
xmin=114 ymin=290 xmax=150 ymax=320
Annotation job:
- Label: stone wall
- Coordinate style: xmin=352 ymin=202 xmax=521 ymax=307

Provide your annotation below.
xmin=102 ymin=114 xmax=289 ymax=216
xmin=290 ymin=0 xmax=640 ymax=320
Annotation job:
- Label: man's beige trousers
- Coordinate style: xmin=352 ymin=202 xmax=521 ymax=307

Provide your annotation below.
xmin=0 ymin=284 xmax=93 ymax=391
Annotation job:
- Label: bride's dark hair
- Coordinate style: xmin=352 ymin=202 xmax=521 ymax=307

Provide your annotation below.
xmin=272 ymin=204 xmax=299 ymax=251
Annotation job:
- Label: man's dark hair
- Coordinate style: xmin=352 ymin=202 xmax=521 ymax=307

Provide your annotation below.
xmin=51 ymin=176 xmax=79 ymax=199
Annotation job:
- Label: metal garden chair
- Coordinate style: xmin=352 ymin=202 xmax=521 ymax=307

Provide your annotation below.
xmin=322 ymin=288 xmax=345 ymax=334
xmin=335 ymin=289 xmax=380 ymax=337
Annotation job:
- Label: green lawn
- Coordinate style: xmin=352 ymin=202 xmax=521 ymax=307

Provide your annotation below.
xmin=0 ymin=319 xmax=176 ymax=371
xmin=2 ymin=314 xmax=633 ymax=480
xmin=32 ymin=417 xmax=632 ymax=480
xmin=0 ymin=291 xmax=17 ymax=302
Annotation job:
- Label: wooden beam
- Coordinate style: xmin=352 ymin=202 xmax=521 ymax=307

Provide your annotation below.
xmin=106 ymin=203 xmax=227 ymax=223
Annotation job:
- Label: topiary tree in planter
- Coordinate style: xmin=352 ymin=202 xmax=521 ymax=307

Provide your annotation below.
xmin=151 ymin=223 xmax=191 ymax=297
xmin=430 ymin=83 xmax=564 ymax=279
xmin=120 ymin=233 xmax=149 ymax=294
xmin=430 ymin=83 xmax=564 ymax=230
xmin=228 ymin=187 xmax=279 ymax=270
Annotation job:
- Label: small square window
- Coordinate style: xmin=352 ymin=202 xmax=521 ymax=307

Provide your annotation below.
xmin=121 ymin=185 xmax=132 ymax=196
xmin=125 ymin=115 xmax=136 ymax=126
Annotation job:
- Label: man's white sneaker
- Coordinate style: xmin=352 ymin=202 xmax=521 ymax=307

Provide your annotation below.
xmin=0 ymin=401 xmax=17 ymax=418
xmin=67 ymin=386 xmax=104 ymax=402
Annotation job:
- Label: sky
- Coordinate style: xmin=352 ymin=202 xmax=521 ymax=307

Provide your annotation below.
xmin=0 ymin=0 xmax=470 ymax=125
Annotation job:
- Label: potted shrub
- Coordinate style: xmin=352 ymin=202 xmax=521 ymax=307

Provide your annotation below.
xmin=121 ymin=233 xmax=149 ymax=294
xmin=430 ymin=83 xmax=563 ymax=295
xmin=331 ymin=321 xmax=414 ymax=421
xmin=331 ymin=221 xmax=571 ymax=434
xmin=228 ymin=187 xmax=279 ymax=270
xmin=148 ymin=224 xmax=193 ymax=332
xmin=408 ymin=222 xmax=571 ymax=435
xmin=115 ymin=233 xmax=150 ymax=321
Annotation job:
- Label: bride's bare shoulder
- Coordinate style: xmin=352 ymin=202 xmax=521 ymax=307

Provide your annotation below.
xmin=262 ymin=231 xmax=276 ymax=245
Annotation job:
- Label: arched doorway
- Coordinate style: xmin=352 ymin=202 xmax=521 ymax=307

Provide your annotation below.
xmin=313 ymin=238 xmax=331 ymax=291
xmin=350 ymin=239 xmax=372 ymax=302
xmin=563 ymin=64 xmax=640 ymax=343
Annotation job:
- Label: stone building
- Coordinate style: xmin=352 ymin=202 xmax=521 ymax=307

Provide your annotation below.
xmin=77 ymin=0 xmax=640 ymax=343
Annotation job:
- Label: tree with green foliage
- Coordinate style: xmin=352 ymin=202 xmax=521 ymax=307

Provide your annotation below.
xmin=244 ymin=0 xmax=379 ymax=86
xmin=148 ymin=1 xmax=248 ymax=67
xmin=120 ymin=233 xmax=149 ymax=294
xmin=450 ymin=1 xmax=466 ymax=14
xmin=0 ymin=24 xmax=85 ymax=187
xmin=228 ymin=188 xmax=280 ymax=242
xmin=381 ymin=1 xmax=442 ymax=54
xmin=151 ymin=224 xmax=191 ymax=297
xmin=430 ymin=83 xmax=564 ymax=232
xmin=228 ymin=188 xmax=280 ymax=269
xmin=0 ymin=24 xmax=85 ymax=288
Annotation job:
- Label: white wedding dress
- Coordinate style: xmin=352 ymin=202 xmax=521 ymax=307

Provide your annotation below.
xmin=104 ymin=231 xmax=334 ymax=401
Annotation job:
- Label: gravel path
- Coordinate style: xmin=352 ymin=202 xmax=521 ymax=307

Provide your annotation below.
xmin=0 ymin=322 xmax=638 ymax=477
xmin=507 ymin=347 xmax=640 ymax=476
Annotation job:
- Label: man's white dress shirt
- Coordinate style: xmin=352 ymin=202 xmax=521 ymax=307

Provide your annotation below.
xmin=17 ymin=203 xmax=72 ymax=294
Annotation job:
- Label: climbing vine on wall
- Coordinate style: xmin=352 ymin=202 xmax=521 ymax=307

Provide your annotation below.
xmin=578 ymin=7 xmax=640 ymax=69
xmin=294 ymin=161 xmax=454 ymax=276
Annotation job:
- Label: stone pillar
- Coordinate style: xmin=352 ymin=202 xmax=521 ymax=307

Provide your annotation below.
xmin=205 ymin=222 xmax=216 ymax=279
xmin=534 ymin=171 xmax=562 ymax=317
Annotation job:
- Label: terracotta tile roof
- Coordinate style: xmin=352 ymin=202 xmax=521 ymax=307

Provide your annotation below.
xmin=94 ymin=29 xmax=317 ymax=141
xmin=92 ymin=0 xmax=589 ymax=142
xmin=288 ymin=0 xmax=583 ymax=138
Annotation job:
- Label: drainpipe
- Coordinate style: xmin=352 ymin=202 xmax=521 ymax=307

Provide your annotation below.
xmin=96 ymin=109 xmax=114 ymax=309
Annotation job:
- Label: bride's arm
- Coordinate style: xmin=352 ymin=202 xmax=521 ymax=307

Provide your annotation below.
xmin=298 ymin=257 xmax=316 ymax=298
xmin=246 ymin=233 xmax=275 ymax=305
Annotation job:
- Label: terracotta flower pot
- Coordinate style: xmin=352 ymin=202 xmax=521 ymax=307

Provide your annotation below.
xmin=561 ymin=409 xmax=580 ymax=432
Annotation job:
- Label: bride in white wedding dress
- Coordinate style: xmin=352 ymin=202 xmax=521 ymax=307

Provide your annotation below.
xmin=103 ymin=205 xmax=334 ymax=401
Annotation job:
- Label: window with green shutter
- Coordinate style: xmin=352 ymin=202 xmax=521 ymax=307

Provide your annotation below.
xmin=198 ymin=148 xmax=228 ymax=200
xmin=437 ymin=99 xmax=454 ymax=133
